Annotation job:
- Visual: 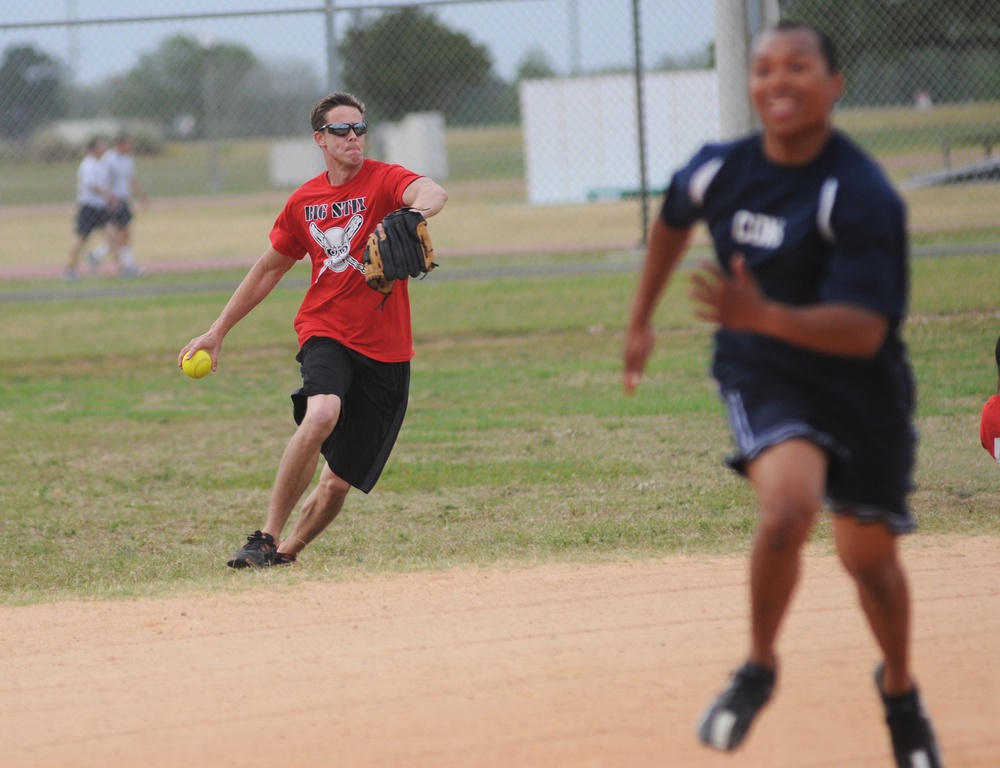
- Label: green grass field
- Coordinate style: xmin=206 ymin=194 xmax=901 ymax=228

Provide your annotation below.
xmin=1 ymin=102 xmax=998 ymax=605
xmin=1 ymin=250 xmax=998 ymax=606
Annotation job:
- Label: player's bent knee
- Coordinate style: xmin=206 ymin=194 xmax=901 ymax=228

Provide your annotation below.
xmin=319 ymin=471 xmax=351 ymax=501
xmin=838 ymin=545 xmax=901 ymax=583
xmin=757 ymin=508 xmax=816 ymax=551
xmin=301 ymin=396 xmax=341 ymax=436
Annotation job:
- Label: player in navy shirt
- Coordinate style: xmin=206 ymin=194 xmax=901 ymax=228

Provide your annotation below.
xmin=624 ymin=23 xmax=942 ymax=767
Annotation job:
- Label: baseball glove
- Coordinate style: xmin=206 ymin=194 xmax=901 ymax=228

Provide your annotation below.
xmin=362 ymin=208 xmax=437 ymax=294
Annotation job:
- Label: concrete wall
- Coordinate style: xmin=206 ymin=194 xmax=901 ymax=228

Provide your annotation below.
xmin=519 ymin=71 xmax=719 ymax=205
xmin=269 ymin=138 xmax=324 ymax=188
xmin=379 ymin=112 xmax=449 ymax=179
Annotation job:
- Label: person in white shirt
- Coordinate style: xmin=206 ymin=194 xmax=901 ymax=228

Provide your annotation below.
xmin=64 ymin=138 xmax=115 ymax=281
xmin=88 ymin=133 xmax=148 ymax=277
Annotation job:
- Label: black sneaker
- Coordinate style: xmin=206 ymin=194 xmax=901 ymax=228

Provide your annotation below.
xmin=273 ymin=551 xmax=298 ymax=566
xmin=227 ymin=531 xmax=277 ymax=569
xmin=875 ymin=664 xmax=944 ymax=768
xmin=697 ymin=661 xmax=776 ymax=751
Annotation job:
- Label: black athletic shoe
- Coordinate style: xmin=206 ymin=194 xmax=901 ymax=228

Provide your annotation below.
xmin=273 ymin=551 xmax=298 ymax=566
xmin=227 ymin=531 xmax=277 ymax=569
xmin=697 ymin=661 xmax=776 ymax=751
xmin=875 ymin=664 xmax=944 ymax=768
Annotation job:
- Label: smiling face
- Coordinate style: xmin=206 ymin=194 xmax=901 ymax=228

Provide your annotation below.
xmin=750 ymin=26 xmax=844 ymax=164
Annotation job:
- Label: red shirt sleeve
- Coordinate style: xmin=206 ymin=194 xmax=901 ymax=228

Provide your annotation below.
xmin=980 ymin=396 xmax=1000 ymax=461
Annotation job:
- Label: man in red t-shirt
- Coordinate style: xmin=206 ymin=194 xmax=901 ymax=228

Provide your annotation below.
xmin=179 ymin=92 xmax=448 ymax=567
xmin=981 ymin=335 xmax=1000 ymax=463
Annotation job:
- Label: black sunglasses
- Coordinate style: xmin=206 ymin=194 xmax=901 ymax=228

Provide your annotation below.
xmin=321 ymin=122 xmax=368 ymax=137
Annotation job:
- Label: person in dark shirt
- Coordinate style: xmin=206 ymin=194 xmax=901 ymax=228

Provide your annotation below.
xmin=624 ymin=22 xmax=942 ymax=768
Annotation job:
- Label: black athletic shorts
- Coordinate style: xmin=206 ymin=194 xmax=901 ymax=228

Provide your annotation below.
xmin=74 ymin=204 xmax=110 ymax=237
xmin=719 ymin=373 xmax=918 ymax=535
xmin=291 ymin=336 xmax=410 ymax=494
xmin=108 ymin=201 xmax=133 ymax=228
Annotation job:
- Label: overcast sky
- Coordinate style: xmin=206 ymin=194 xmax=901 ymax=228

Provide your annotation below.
xmin=1 ymin=0 xmax=714 ymax=86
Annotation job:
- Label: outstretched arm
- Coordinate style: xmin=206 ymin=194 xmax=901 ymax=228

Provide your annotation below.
xmin=689 ymin=253 xmax=889 ymax=358
xmin=178 ymin=246 xmax=297 ymax=371
xmin=402 ymin=176 xmax=448 ymax=218
xmin=623 ymin=218 xmax=696 ymax=394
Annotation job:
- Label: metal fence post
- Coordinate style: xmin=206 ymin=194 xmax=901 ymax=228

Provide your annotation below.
xmin=633 ymin=0 xmax=649 ymax=246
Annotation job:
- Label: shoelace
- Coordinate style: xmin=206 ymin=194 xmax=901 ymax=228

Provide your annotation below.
xmin=244 ymin=531 xmax=271 ymax=550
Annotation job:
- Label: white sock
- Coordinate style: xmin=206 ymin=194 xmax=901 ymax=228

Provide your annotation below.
xmin=118 ymin=246 xmax=136 ymax=268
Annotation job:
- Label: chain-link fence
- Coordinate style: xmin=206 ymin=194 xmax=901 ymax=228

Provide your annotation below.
xmin=1 ymin=1 xmax=998 ymax=221
xmin=778 ymin=0 xmax=1000 ymax=190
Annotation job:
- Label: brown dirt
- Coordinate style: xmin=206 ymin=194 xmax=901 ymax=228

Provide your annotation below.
xmin=3 ymin=536 xmax=997 ymax=767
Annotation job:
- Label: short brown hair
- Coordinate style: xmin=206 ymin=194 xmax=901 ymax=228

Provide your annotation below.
xmin=310 ymin=92 xmax=366 ymax=132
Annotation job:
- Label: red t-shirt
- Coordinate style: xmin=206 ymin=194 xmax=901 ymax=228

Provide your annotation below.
xmin=270 ymin=160 xmax=422 ymax=362
xmin=980 ymin=395 xmax=1000 ymax=462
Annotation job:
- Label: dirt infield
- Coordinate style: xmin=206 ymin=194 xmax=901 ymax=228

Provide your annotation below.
xmin=3 ymin=536 xmax=997 ymax=767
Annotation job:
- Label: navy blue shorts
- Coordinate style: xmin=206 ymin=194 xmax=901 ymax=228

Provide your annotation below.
xmin=74 ymin=204 xmax=110 ymax=237
xmin=291 ymin=336 xmax=409 ymax=494
xmin=720 ymin=374 xmax=918 ymax=534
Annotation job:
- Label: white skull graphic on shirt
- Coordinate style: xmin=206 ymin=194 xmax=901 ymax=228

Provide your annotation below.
xmin=310 ymin=213 xmax=365 ymax=282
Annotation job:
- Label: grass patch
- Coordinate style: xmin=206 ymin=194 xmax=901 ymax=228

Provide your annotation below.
xmin=1 ymin=252 xmax=998 ymax=604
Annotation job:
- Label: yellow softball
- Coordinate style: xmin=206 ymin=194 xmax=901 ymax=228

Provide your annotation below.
xmin=182 ymin=349 xmax=213 ymax=379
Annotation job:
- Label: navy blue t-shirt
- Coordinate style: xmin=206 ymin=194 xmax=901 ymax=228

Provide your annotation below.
xmin=660 ymin=131 xmax=914 ymax=424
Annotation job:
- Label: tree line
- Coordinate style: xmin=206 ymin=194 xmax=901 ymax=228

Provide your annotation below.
xmin=2 ymin=3 xmax=998 ymax=148
xmin=1 ymin=8 xmax=525 ymax=148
